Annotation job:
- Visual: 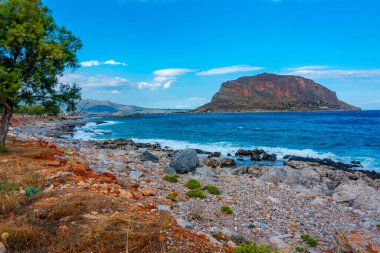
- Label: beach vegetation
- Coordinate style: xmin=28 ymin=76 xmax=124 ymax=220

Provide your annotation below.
xmin=234 ymin=242 xmax=277 ymax=253
xmin=231 ymin=234 xmax=247 ymax=244
xmin=186 ymin=188 xmax=206 ymax=199
xmin=0 ymin=0 xmax=82 ymax=147
xmin=25 ymin=186 xmax=40 ymax=196
xmin=163 ymin=174 xmax=179 ymax=183
xmin=185 ymin=179 xmax=201 ymax=189
xmin=221 ymin=205 xmax=233 ymax=215
xmin=203 ymin=185 xmax=221 ymax=195
xmin=300 ymin=232 xmax=317 ymax=247
xmin=166 ymin=194 xmax=177 ymax=202
xmin=0 ymin=145 xmax=9 ymax=153
xmin=0 ymin=182 xmax=21 ymax=194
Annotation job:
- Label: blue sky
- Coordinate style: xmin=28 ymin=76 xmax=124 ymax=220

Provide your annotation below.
xmin=46 ymin=0 xmax=380 ymax=109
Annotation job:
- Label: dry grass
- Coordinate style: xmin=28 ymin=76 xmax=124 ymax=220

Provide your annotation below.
xmin=0 ymin=139 xmax=226 ymax=253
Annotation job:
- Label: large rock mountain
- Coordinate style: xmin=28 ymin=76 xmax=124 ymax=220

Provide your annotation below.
xmin=77 ymin=99 xmax=181 ymax=115
xmin=196 ymin=73 xmax=360 ymax=112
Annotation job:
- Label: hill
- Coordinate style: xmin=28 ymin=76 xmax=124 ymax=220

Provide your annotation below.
xmin=196 ymin=73 xmax=360 ymax=112
xmin=77 ymin=99 xmax=182 ymax=115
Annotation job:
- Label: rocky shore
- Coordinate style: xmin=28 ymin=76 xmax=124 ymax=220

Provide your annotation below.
xmin=8 ymin=118 xmax=380 ymax=252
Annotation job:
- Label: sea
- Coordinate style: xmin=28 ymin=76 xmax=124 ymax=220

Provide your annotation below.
xmin=73 ymin=110 xmax=380 ymax=171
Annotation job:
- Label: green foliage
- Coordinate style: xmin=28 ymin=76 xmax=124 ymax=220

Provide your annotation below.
xmin=203 ymin=185 xmax=221 ymax=195
xmin=231 ymin=234 xmax=247 ymax=244
xmin=377 ymin=224 xmax=380 ymax=228
xmin=301 ymin=232 xmax=317 ymax=247
xmin=166 ymin=194 xmax=177 ymax=202
xmin=185 ymin=179 xmax=201 ymax=189
xmin=25 ymin=186 xmax=40 ymax=196
xmin=0 ymin=145 xmax=9 ymax=153
xmin=0 ymin=0 xmax=82 ymax=143
xmin=0 ymin=182 xmax=21 ymax=193
xmin=295 ymin=244 xmax=308 ymax=252
xmin=221 ymin=205 xmax=233 ymax=214
xmin=15 ymin=105 xmax=45 ymax=115
xmin=234 ymin=243 xmax=277 ymax=253
xmin=163 ymin=175 xmax=179 ymax=183
xmin=186 ymin=188 xmax=206 ymax=199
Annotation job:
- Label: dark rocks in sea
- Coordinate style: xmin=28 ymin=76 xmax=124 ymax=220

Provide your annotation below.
xmin=220 ymin=158 xmax=236 ymax=167
xmin=208 ymin=152 xmax=222 ymax=158
xmin=284 ymin=155 xmax=380 ymax=180
xmin=169 ymin=149 xmax=200 ymax=174
xmin=235 ymin=149 xmax=277 ymax=162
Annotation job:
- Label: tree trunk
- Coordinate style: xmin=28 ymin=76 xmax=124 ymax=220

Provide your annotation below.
xmin=0 ymin=97 xmax=13 ymax=147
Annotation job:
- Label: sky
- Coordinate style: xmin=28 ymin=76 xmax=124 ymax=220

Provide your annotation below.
xmin=45 ymin=0 xmax=380 ymax=109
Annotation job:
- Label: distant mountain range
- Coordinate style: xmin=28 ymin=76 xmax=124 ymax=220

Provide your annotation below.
xmin=77 ymin=99 xmax=183 ymax=115
xmin=196 ymin=73 xmax=360 ymax=112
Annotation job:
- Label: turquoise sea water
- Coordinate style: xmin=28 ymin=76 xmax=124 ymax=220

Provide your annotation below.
xmin=74 ymin=111 xmax=380 ymax=171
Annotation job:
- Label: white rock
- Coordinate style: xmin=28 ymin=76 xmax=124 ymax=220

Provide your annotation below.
xmin=130 ymin=170 xmax=145 ymax=180
xmin=0 ymin=242 xmax=5 ymax=253
xmin=158 ymin=205 xmax=171 ymax=211
xmin=176 ymin=218 xmax=193 ymax=229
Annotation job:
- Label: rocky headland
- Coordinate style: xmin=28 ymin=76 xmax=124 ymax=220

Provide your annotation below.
xmin=196 ymin=73 xmax=360 ymax=113
xmin=2 ymin=117 xmax=379 ymax=253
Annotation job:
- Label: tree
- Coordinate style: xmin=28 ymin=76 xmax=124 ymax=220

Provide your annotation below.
xmin=0 ymin=0 xmax=82 ymax=147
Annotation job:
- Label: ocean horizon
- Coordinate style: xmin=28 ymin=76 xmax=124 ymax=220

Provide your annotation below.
xmin=74 ymin=110 xmax=380 ymax=171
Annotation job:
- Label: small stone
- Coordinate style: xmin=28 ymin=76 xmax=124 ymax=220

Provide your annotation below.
xmin=158 ymin=205 xmax=171 ymax=211
xmin=118 ymin=189 xmax=133 ymax=199
xmin=130 ymin=170 xmax=145 ymax=180
xmin=227 ymin=240 xmax=236 ymax=248
xmin=140 ymin=186 xmax=156 ymax=196
xmin=176 ymin=218 xmax=193 ymax=229
xmin=0 ymin=242 xmax=6 ymax=253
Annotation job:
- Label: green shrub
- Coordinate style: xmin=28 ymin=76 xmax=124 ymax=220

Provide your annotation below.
xmin=231 ymin=234 xmax=246 ymax=244
xmin=0 ymin=183 xmax=21 ymax=194
xmin=295 ymin=244 xmax=308 ymax=252
xmin=163 ymin=175 xmax=179 ymax=183
xmin=376 ymin=224 xmax=380 ymax=228
xmin=234 ymin=243 xmax=277 ymax=253
xmin=203 ymin=185 xmax=221 ymax=195
xmin=221 ymin=205 xmax=233 ymax=215
xmin=301 ymin=232 xmax=317 ymax=247
xmin=186 ymin=188 xmax=206 ymax=199
xmin=185 ymin=179 xmax=201 ymax=189
xmin=0 ymin=145 xmax=9 ymax=153
xmin=25 ymin=186 xmax=40 ymax=196
xmin=166 ymin=194 xmax=177 ymax=202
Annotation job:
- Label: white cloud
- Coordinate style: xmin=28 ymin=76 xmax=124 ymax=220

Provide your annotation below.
xmin=80 ymin=60 xmax=100 ymax=67
xmin=80 ymin=59 xmax=127 ymax=67
xmin=104 ymin=60 xmax=127 ymax=66
xmin=137 ymin=81 xmax=161 ymax=90
xmin=154 ymin=68 xmax=194 ymax=77
xmin=196 ymin=65 xmax=263 ymax=76
xmin=163 ymin=80 xmax=174 ymax=89
xmin=111 ymin=90 xmax=122 ymax=94
xmin=285 ymin=66 xmax=330 ymax=71
xmin=138 ymin=68 xmax=194 ymax=90
xmin=284 ymin=66 xmax=380 ymax=79
xmin=59 ymin=73 xmax=128 ymax=88
xmin=365 ymin=99 xmax=380 ymax=104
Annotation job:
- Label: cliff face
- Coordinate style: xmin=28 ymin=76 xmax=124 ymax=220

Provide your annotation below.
xmin=196 ymin=73 xmax=360 ymax=112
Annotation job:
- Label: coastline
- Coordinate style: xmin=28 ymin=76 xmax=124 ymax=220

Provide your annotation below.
xmin=5 ymin=117 xmax=380 ymax=252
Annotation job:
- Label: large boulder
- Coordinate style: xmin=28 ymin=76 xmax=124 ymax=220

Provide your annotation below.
xmin=169 ymin=149 xmax=199 ymax=174
xmin=259 ymin=166 xmax=287 ymax=184
xmin=332 ymin=179 xmax=380 ymax=212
